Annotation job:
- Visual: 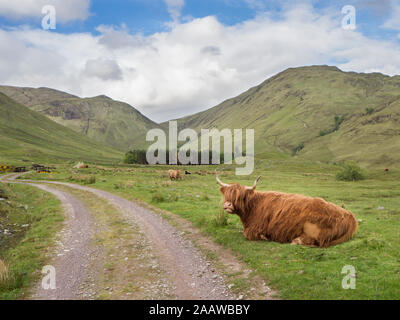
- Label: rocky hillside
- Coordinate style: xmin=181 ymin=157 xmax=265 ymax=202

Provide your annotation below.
xmin=0 ymin=92 xmax=122 ymax=164
xmin=0 ymin=86 xmax=158 ymax=151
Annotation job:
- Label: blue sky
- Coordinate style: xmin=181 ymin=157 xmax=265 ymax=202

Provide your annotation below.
xmin=0 ymin=0 xmax=399 ymax=121
xmin=0 ymin=0 xmax=397 ymax=39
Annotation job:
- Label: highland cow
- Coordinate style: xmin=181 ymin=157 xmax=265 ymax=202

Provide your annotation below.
xmin=216 ymin=173 xmax=357 ymax=247
xmin=168 ymin=169 xmax=182 ymax=181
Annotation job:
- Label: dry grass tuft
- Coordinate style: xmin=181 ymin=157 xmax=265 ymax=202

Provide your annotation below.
xmin=0 ymin=259 xmax=9 ymax=284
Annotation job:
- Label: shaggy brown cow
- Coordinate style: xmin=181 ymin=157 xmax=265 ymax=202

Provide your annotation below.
xmin=216 ymin=173 xmax=358 ymax=248
xmin=168 ymin=169 xmax=182 ymax=181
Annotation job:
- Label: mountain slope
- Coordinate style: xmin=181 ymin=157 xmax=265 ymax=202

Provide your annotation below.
xmin=169 ymin=65 xmax=400 ymax=167
xmin=0 ymin=92 xmax=122 ymax=164
xmin=0 ymin=86 xmax=158 ymax=151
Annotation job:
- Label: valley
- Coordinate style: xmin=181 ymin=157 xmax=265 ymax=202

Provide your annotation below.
xmin=1 ymin=65 xmax=399 ymax=300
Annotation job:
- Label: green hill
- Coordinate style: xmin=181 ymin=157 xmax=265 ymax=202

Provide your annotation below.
xmin=0 ymin=86 xmax=159 ymax=151
xmin=168 ymin=65 xmax=400 ymax=167
xmin=0 ymin=93 xmax=122 ymax=164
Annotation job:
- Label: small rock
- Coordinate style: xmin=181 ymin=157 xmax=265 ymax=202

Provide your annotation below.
xmin=377 ymin=206 xmax=385 ymax=210
xmin=238 ymin=294 xmax=244 ymax=300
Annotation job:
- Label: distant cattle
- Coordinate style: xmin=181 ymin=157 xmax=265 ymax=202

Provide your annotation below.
xmin=74 ymin=162 xmax=88 ymax=169
xmin=216 ymin=173 xmax=358 ymax=248
xmin=385 ymin=168 xmax=389 ymax=172
xmin=168 ymin=169 xmax=182 ymax=181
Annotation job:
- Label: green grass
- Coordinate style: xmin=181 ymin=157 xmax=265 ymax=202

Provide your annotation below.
xmin=0 ymin=183 xmax=64 ymax=299
xmin=23 ymin=159 xmax=400 ymax=299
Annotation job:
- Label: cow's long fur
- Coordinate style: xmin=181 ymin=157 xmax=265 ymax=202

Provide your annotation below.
xmin=219 ymin=183 xmax=358 ymax=248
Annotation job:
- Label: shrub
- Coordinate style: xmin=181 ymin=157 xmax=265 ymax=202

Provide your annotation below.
xmin=151 ymin=193 xmax=166 ymax=203
xmin=123 ymin=150 xmax=148 ymax=164
xmin=336 ymin=163 xmax=365 ymax=181
xmin=319 ymin=115 xmax=346 ymax=136
xmin=123 ymin=149 xmax=235 ymax=165
xmin=68 ymin=175 xmax=96 ymax=184
xmin=365 ymin=107 xmax=374 ymax=115
xmin=213 ymin=203 xmax=228 ymax=227
xmin=86 ymin=175 xmax=96 ymax=185
xmin=292 ymin=143 xmax=305 ymax=155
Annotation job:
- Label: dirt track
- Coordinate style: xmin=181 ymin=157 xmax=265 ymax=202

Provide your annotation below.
xmin=2 ymin=173 xmax=238 ymax=300
xmin=1 ymin=174 xmax=94 ymax=299
xmin=27 ymin=183 xmax=94 ymax=299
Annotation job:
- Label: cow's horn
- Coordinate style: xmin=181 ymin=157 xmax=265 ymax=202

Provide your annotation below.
xmin=246 ymin=176 xmax=261 ymax=190
xmin=216 ymin=171 xmax=229 ymax=187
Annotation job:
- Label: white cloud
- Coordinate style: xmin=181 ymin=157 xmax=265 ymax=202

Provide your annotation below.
xmin=1 ymin=4 xmax=400 ymax=122
xmin=0 ymin=0 xmax=90 ymax=23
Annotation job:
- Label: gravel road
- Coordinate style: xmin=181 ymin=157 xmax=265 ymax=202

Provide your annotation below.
xmin=5 ymin=180 xmax=94 ymax=299
xmin=2 ymin=173 xmax=236 ymax=300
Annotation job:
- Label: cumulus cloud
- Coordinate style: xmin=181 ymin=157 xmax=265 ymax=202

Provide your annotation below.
xmin=1 ymin=4 xmax=400 ymax=122
xmin=0 ymin=0 xmax=90 ymax=23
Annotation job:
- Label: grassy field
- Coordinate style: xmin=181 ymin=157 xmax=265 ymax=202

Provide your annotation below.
xmin=0 ymin=183 xmax=64 ymax=300
xmin=21 ymin=158 xmax=400 ymax=300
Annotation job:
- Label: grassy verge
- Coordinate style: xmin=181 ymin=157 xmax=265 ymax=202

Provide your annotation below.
xmin=0 ymin=183 xmax=63 ymax=300
xmin=21 ymin=159 xmax=400 ymax=299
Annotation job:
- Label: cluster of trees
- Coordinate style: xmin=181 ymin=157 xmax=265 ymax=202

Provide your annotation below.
xmin=319 ymin=115 xmax=346 ymax=137
xmin=123 ymin=149 xmax=235 ymax=165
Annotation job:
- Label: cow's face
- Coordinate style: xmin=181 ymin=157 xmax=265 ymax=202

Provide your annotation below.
xmin=217 ymin=174 xmax=261 ymax=216
xmin=220 ymin=185 xmax=241 ymax=214
xmin=219 ymin=184 xmax=254 ymax=215
xmin=223 ymin=200 xmax=235 ymax=213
